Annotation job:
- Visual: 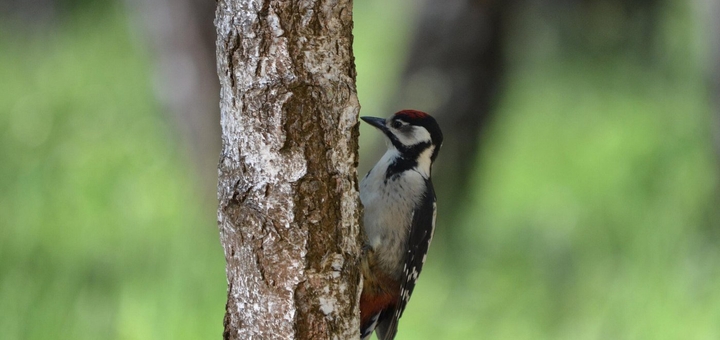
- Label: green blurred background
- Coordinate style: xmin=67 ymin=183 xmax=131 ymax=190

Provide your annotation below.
xmin=1 ymin=0 xmax=719 ymax=339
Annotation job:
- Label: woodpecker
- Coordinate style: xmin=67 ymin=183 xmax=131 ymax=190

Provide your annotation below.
xmin=359 ymin=110 xmax=443 ymax=340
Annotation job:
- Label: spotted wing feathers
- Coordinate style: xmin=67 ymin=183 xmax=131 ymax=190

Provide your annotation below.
xmin=376 ymin=180 xmax=437 ymax=340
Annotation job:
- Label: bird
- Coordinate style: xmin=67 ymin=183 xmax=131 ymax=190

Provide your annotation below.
xmin=359 ymin=109 xmax=443 ymax=340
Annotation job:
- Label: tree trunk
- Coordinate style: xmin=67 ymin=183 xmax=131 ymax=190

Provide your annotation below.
xmin=215 ymin=1 xmax=362 ymax=339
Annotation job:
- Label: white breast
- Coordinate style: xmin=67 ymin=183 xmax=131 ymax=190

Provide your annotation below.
xmin=360 ymin=148 xmax=428 ymax=278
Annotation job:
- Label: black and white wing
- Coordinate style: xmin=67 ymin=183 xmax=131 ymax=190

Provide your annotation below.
xmin=376 ymin=179 xmax=437 ymax=340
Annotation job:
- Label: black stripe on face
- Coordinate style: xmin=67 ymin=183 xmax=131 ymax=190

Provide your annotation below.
xmin=384 ymin=141 xmax=431 ymax=181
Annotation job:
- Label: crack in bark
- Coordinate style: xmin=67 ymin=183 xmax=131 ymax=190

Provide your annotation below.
xmin=216 ymin=0 xmax=361 ymax=338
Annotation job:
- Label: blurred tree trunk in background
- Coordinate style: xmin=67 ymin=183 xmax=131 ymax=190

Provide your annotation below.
xmin=215 ymin=1 xmax=362 ymax=339
xmin=391 ymin=0 xmax=508 ymax=262
xmin=123 ymin=0 xmax=221 ymax=199
xmin=707 ymin=0 xmax=720 ymax=160
xmin=0 ymin=0 xmax=58 ymax=28
xmin=392 ymin=0 xmax=664 ymax=265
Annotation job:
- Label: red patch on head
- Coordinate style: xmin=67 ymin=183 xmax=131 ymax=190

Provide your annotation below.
xmin=395 ymin=109 xmax=428 ymax=120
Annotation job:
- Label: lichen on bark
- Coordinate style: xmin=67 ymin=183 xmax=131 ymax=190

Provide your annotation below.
xmin=215 ymin=0 xmax=362 ymax=339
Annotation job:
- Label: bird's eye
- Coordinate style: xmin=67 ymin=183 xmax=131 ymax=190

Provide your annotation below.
xmin=391 ymin=120 xmax=403 ymax=129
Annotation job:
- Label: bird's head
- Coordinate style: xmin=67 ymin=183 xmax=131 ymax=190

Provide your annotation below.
xmin=361 ymin=110 xmax=443 ymax=163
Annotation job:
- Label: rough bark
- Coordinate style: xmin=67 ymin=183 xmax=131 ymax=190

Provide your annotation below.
xmin=215 ymin=1 xmax=362 ymax=339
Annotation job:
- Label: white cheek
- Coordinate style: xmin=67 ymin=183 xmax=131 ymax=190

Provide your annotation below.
xmin=416 ymin=146 xmax=434 ymax=177
xmin=383 ymin=135 xmax=395 ymax=149
xmin=395 ymin=126 xmax=431 ymax=146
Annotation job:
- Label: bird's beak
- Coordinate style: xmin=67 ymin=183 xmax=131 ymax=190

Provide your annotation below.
xmin=360 ymin=116 xmax=387 ymax=132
